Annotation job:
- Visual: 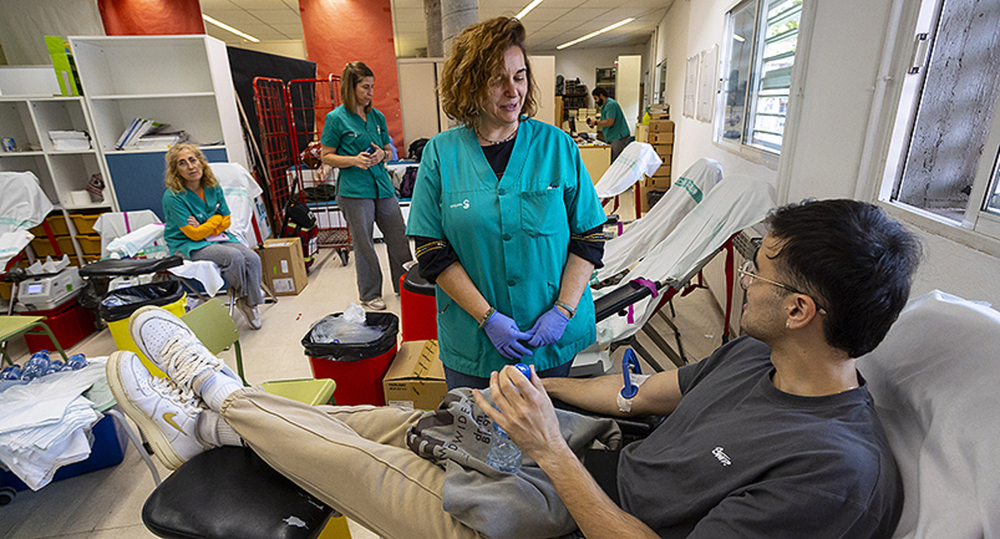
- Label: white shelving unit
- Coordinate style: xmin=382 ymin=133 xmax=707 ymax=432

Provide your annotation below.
xmin=0 ymin=95 xmax=116 ymax=264
xmin=69 ymin=34 xmax=248 ymax=219
xmin=0 ymin=96 xmax=114 ymax=211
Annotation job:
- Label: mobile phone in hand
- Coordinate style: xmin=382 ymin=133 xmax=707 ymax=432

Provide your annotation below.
xmin=366 ymin=144 xmax=377 ymax=155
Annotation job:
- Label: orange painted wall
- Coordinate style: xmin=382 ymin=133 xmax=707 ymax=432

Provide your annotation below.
xmin=98 ymin=0 xmax=205 ymax=35
xmin=300 ymin=0 xmax=403 ymax=155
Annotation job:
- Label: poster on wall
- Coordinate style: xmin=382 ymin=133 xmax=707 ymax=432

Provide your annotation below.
xmin=684 ymin=55 xmax=698 ymax=118
xmin=697 ymin=45 xmax=719 ymax=123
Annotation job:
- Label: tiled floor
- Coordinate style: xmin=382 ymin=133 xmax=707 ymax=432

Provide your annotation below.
xmin=0 ymin=193 xmax=732 ymax=539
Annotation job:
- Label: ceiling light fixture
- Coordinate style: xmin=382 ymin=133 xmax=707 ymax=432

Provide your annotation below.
xmin=202 ymin=14 xmax=260 ymax=43
xmin=556 ymin=18 xmax=635 ymax=50
xmin=733 ymin=34 xmax=746 ymax=42
xmin=515 ymin=0 xmax=545 ymax=20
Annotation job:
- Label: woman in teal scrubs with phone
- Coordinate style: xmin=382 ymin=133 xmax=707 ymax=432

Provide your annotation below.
xmin=320 ymin=61 xmax=413 ymax=311
xmin=407 ymin=18 xmax=607 ymax=389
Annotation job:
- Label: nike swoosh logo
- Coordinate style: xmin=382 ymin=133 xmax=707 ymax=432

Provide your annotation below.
xmin=163 ymin=412 xmax=187 ymax=435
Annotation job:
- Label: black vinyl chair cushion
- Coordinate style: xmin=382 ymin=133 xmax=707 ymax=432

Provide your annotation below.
xmin=142 ymin=446 xmax=334 ymax=539
xmin=79 ymin=255 xmax=183 ymax=278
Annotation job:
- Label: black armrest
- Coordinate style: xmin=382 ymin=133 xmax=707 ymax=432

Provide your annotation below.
xmin=594 ymin=279 xmax=668 ymax=323
xmin=551 ymin=398 xmax=663 ymax=444
xmin=80 ymin=255 xmax=183 ymax=278
xmin=142 ymin=446 xmax=333 ymax=539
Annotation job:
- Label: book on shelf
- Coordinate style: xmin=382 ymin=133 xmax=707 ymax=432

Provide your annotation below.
xmin=115 ymin=118 xmax=170 ymax=150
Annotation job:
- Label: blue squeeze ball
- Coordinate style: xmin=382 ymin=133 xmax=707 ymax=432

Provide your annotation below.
xmin=514 ymin=363 xmax=531 ymax=378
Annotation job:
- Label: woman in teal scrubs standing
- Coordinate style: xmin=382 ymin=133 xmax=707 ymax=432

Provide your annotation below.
xmin=407 ymin=18 xmax=607 ymax=389
xmin=321 ymin=61 xmax=413 ymax=311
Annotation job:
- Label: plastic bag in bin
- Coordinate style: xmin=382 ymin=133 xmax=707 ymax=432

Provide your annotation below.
xmin=302 ymin=311 xmax=398 ymax=362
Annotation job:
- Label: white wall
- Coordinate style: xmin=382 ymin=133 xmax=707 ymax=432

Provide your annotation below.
xmin=655 ymin=1 xmax=776 ymax=189
xmin=654 ymin=0 xmax=1000 ymax=308
xmin=553 ymin=44 xmax=647 ymax=108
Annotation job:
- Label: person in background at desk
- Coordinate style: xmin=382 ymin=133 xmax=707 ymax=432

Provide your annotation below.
xmin=406 ymin=17 xmax=608 ymax=390
xmin=320 ymin=61 xmax=413 ymax=311
xmin=161 ymin=143 xmax=264 ymax=329
xmin=587 ymin=87 xmax=632 ymax=163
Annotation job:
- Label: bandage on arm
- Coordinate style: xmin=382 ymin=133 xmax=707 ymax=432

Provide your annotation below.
xmin=617 ymin=374 xmax=652 ymax=414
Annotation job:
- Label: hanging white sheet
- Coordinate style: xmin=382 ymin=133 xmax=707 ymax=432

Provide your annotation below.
xmin=210 ymin=162 xmax=264 ymax=248
xmin=597 ymin=158 xmax=723 ymax=281
xmin=595 ymin=174 xmax=777 ymax=344
xmin=593 ymin=141 xmax=663 ymax=198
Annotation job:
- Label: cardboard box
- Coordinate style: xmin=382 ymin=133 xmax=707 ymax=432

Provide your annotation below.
xmin=383 ymin=340 xmax=448 ymax=410
xmin=635 ymin=124 xmax=649 ymax=143
xmin=257 ymin=237 xmax=308 ymax=295
xmin=653 ymin=143 xmax=673 ymax=158
xmin=650 ymin=131 xmax=674 ymax=145
xmin=649 ymin=119 xmax=675 ymax=133
xmin=644 ymin=175 xmax=671 ymax=190
xmin=650 ymin=164 xmax=671 ymax=178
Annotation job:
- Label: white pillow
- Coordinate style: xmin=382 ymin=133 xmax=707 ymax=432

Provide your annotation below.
xmin=858 ymin=290 xmax=1000 ymax=539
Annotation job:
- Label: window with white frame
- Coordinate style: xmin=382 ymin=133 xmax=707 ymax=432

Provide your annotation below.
xmin=718 ymin=0 xmax=802 ymax=153
xmin=880 ymin=0 xmax=1000 ymax=240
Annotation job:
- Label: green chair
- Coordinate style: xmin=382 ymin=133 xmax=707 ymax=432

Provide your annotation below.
xmin=0 ymin=315 xmax=69 ymax=367
xmin=180 ymin=298 xmax=335 ymax=405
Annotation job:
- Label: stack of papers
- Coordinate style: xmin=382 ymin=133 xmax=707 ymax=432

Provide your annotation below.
xmin=48 ymin=130 xmax=91 ymax=151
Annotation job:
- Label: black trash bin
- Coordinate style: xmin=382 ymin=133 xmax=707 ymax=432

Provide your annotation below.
xmin=302 ymin=312 xmax=398 ymax=406
xmin=99 ymin=280 xmax=186 ymax=360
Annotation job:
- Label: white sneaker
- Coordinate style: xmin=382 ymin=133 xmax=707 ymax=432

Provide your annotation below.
xmin=128 ymin=305 xmax=239 ymax=392
xmin=362 ymin=297 xmax=386 ymax=310
xmin=236 ymin=298 xmax=262 ymax=330
xmin=106 ymin=351 xmax=212 ymax=470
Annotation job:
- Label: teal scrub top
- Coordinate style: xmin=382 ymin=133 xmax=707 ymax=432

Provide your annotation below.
xmin=406 ymin=118 xmax=607 ymax=377
xmin=320 ymin=105 xmax=394 ymax=199
xmin=162 ymin=184 xmax=236 ymax=258
xmin=600 ymin=98 xmax=631 ymax=143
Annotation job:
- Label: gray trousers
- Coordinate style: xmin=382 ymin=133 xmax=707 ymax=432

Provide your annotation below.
xmin=610 ymin=136 xmax=633 ymax=164
xmin=190 ymin=242 xmax=264 ymax=307
xmin=336 ymin=195 xmax=413 ymax=301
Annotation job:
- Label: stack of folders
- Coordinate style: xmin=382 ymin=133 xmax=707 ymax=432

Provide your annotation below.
xmin=115 ymin=118 xmax=186 ymax=150
xmin=48 ymin=130 xmax=91 ymax=151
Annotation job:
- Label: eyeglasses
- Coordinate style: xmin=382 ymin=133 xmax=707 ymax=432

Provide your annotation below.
xmin=738 ymin=260 xmax=828 ymax=315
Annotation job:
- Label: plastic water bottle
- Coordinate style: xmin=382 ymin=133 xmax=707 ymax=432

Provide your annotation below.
xmin=44 ymin=360 xmax=65 ymax=375
xmin=21 ymin=351 xmax=51 ymax=381
xmin=63 ymin=354 xmax=87 ymax=371
xmin=486 ymin=363 xmax=532 ymax=474
xmin=0 ymin=365 xmax=22 ymax=380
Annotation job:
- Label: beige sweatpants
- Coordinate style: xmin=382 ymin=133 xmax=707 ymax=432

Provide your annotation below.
xmin=220 ymin=388 xmax=483 ymax=539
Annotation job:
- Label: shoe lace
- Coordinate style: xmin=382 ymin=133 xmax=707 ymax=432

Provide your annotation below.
xmin=159 ymin=334 xmax=223 ymax=391
xmin=149 ymin=375 xmax=202 ymax=415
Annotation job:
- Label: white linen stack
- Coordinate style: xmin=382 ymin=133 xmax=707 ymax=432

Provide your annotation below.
xmin=0 ymin=358 xmax=108 ymax=491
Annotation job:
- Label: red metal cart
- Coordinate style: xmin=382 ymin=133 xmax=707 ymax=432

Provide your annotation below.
xmin=287 ymin=75 xmax=351 ymax=266
xmin=251 ymin=77 xmax=301 ymax=229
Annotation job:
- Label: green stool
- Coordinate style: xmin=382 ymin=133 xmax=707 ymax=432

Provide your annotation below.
xmin=0 ymin=315 xmax=69 ymax=367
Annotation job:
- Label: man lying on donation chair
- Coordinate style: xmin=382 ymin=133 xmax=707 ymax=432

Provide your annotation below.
xmin=106 ymin=198 xmax=920 ymax=539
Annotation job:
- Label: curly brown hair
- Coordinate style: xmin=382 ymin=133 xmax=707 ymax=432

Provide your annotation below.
xmin=439 ymin=17 xmax=537 ymax=127
xmin=164 ymin=143 xmax=219 ymax=193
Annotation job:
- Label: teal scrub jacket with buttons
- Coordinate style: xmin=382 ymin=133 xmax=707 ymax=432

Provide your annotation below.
xmin=320 ymin=104 xmax=394 ymax=199
xmin=162 ymin=185 xmax=236 ymax=258
xmin=406 ymin=118 xmax=607 ymax=377
xmin=600 ymin=97 xmax=631 ymax=143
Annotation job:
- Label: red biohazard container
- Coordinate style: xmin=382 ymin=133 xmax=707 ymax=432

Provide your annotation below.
xmin=22 ymin=297 xmax=96 ymax=354
xmin=303 ymin=312 xmax=398 ymax=406
xmin=399 ymin=263 xmax=437 ymax=342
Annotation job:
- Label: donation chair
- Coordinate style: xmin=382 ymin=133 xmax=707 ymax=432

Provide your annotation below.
xmin=858 ymin=290 xmax=1000 ymax=538
xmin=140 ymin=298 xmax=347 ymax=539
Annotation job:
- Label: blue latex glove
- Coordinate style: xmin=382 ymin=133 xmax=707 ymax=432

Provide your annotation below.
xmin=483 ymin=311 xmax=534 ymax=360
xmin=526 ymin=305 xmax=570 ymax=347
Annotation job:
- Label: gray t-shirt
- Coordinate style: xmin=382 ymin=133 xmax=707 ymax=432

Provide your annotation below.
xmin=617 ymin=336 xmax=903 ymax=538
